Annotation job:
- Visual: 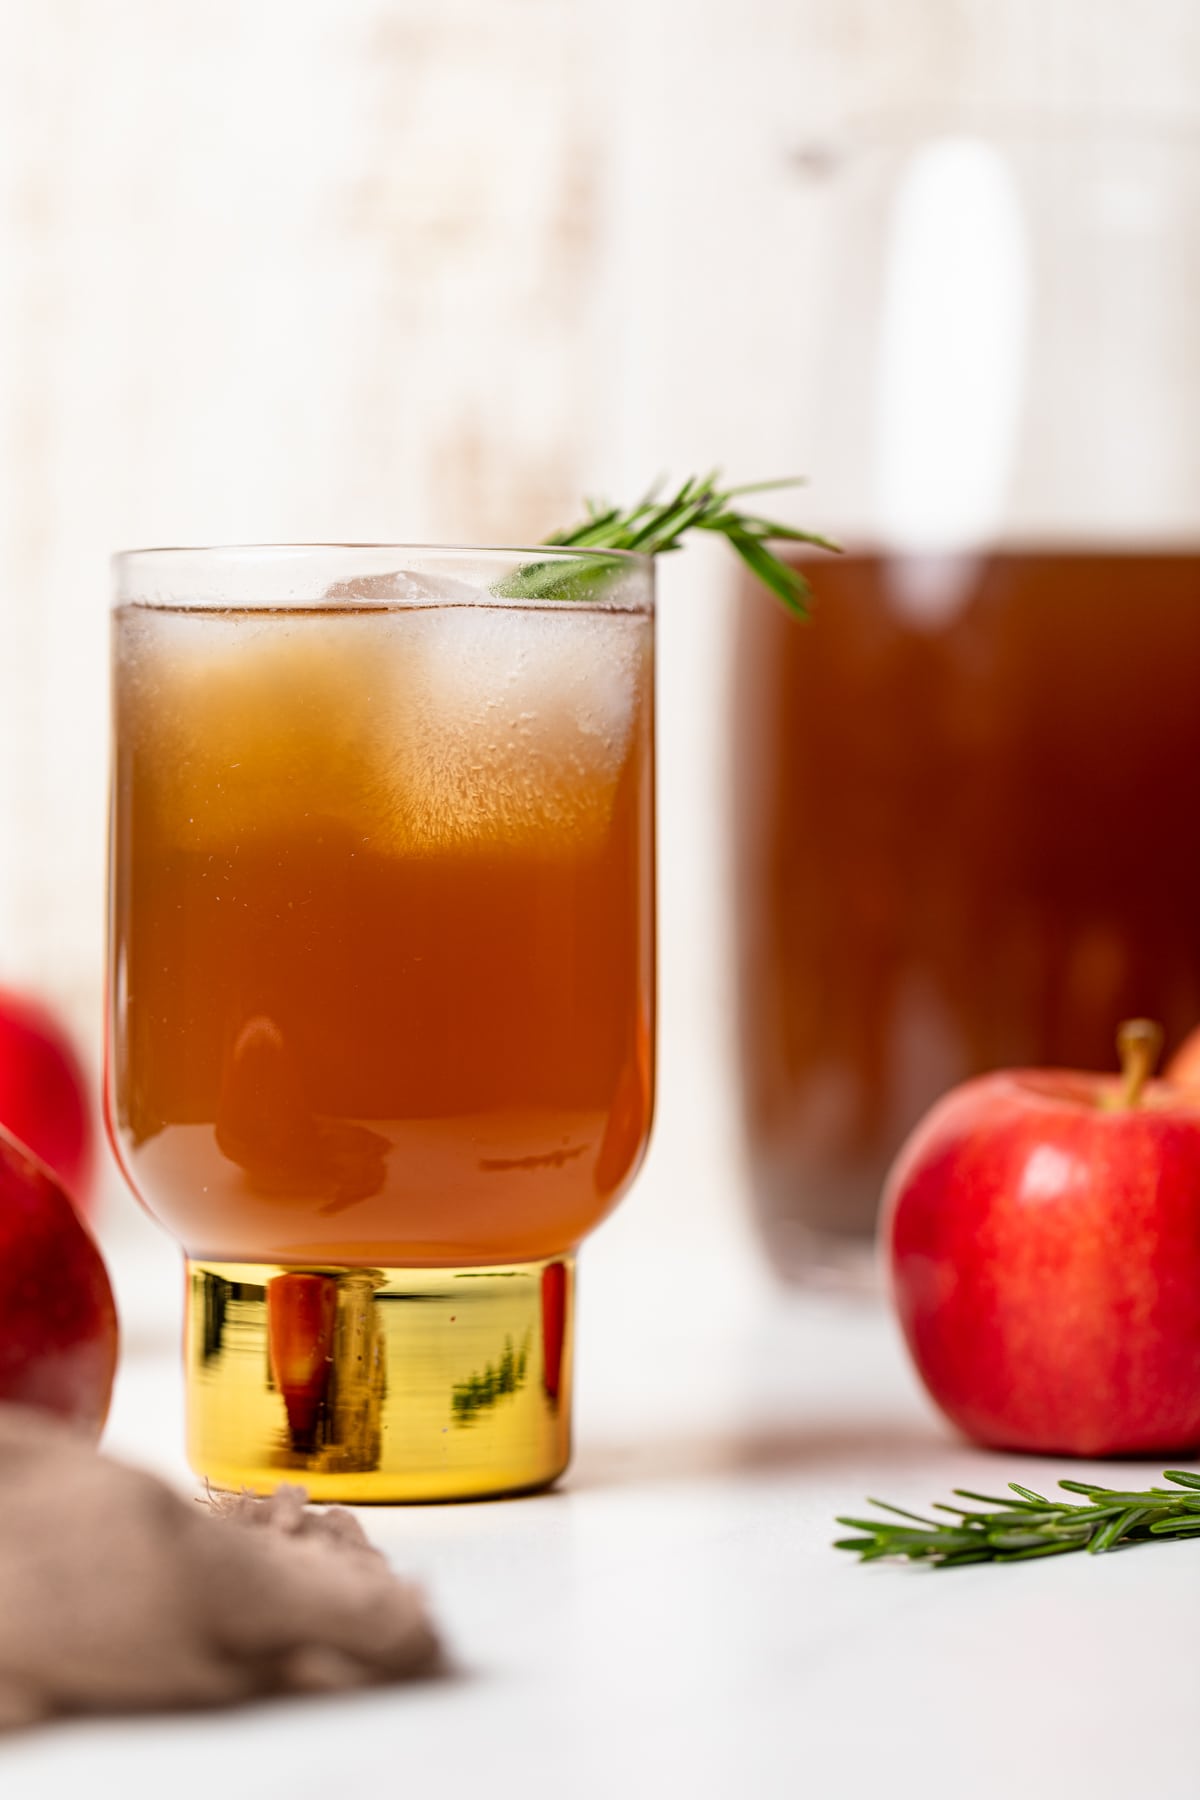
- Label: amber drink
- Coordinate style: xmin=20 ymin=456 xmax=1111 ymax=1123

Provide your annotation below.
xmin=734 ymin=547 xmax=1200 ymax=1271
xmin=108 ymin=546 xmax=655 ymax=1499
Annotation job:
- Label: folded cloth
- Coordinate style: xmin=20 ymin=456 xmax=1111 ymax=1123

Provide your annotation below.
xmin=0 ymin=1405 xmax=441 ymax=1730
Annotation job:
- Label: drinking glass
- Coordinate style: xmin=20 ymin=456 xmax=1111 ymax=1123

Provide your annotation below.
xmin=733 ymin=123 xmax=1200 ymax=1280
xmin=108 ymin=545 xmax=655 ymax=1499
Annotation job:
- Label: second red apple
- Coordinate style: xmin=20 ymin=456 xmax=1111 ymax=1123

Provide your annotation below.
xmin=0 ymin=1122 xmax=117 ymax=1434
xmin=0 ymin=986 xmax=94 ymax=1212
xmin=884 ymin=1021 xmax=1200 ymax=1458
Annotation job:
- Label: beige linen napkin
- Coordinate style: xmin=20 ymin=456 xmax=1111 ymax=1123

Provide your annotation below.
xmin=0 ymin=1405 xmax=441 ymax=1730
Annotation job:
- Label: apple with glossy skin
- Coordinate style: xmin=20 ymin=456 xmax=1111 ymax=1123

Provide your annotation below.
xmin=884 ymin=1020 xmax=1200 ymax=1458
xmin=0 ymin=1122 xmax=118 ymax=1435
xmin=1165 ymin=1024 xmax=1200 ymax=1088
xmin=0 ymin=987 xmax=94 ymax=1212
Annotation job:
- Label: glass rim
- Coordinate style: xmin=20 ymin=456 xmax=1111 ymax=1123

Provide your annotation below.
xmin=112 ymin=541 xmax=654 ymax=571
xmin=113 ymin=542 xmax=655 ymax=613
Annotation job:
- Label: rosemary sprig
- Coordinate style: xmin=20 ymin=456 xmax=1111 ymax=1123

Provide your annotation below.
xmin=494 ymin=473 xmax=839 ymax=614
xmin=835 ymin=1470 xmax=1200 ymax=1567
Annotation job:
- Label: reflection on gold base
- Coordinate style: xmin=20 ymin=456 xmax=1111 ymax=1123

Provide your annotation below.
xmin=185 ymin=1254 xmax=574 ymax=1502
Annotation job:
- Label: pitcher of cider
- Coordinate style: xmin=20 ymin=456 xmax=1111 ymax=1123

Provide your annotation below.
xmin=733 ymin=123 xmax=1200 ymax=1279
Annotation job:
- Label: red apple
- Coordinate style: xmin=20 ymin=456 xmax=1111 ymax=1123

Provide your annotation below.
xmin=0 ymin=1121 xmax=118 ymax=1435
xmin=1165 ymin=1023 xmax=1200 ymax=1088
xmin=0 ymin=986 xmax=94 ymax=1212
xmin=884 ymin=1020 xmax=1200 ymax=1458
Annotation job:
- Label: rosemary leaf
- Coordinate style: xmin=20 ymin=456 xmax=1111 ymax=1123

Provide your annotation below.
xmin=493 ymin=473 xmax=837 ymax=613
xmin=835 ymin=1470 xmax=1200 ymax=1568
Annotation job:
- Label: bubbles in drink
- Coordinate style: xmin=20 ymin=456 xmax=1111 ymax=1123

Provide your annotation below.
xmin=374 ymin=606 xmax=648 ymax=851
xmin=115 ymin=599 xmax=650 ymax=854
xmin=116 ymin=608 xmax=381 ymax=849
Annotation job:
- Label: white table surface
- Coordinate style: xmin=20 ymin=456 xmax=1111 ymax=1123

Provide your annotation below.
xmin=5 ymin=1213 xmax=1200 ymax=1800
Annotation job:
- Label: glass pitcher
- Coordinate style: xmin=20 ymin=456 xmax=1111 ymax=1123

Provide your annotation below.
xmin=732 ymin=121 xmax=1200 ymax=1280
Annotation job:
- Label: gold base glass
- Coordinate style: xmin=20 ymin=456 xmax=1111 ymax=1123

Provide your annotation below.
xmin=186 ymin=1254 xmax=574 ymax=1503
xmin=109 ymin=546 xmax=654 ymax=1501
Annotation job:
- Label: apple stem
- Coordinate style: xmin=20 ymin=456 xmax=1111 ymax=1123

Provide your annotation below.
xmin=1115 ymin=1018 xmax=1164 ymax=1109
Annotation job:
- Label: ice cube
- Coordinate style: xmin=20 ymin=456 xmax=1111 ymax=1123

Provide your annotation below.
xmin=374 ymin=607 xmax=650 ymax=852
xmin=117 ymin=609 xmax=386 ymax=849
xmin=322 ymin=569 xmax=480 ymax=605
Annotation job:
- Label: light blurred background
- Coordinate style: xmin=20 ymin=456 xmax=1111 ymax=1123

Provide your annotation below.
xmin=2 ymin=0 xmax=1199 ymax=1318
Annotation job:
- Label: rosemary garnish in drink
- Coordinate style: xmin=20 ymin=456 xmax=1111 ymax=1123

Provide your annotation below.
xmin=835 ymin=1469 xmax=1200 ymax=1566
xmin=496 ymin=473 xmax=838 ymax=612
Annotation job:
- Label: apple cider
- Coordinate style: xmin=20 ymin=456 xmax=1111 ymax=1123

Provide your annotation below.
xmin=111 ymin=597 xmax=654 ymax=1262
xmin=108 ymin=549 xmax=654 ymax=1498
xmin=733 ymin=547 xmax=1200 ymax=1269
